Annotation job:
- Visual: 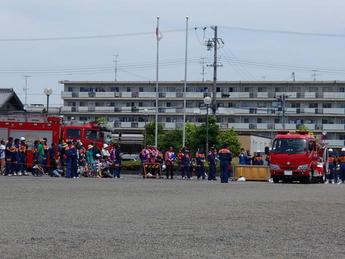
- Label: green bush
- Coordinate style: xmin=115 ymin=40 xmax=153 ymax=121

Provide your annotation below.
xmin=121 ymin=160 xmax=141 ymax=171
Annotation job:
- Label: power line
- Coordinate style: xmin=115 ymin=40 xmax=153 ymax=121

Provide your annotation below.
xmin=220 ymin=25 xmax=345 ymax=38
xmin=0 ymin=29 xmax=188 ymax=42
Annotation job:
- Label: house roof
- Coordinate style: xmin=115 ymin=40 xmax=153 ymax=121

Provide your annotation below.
xmin=0 ymin=88 xmax=24 ymax=110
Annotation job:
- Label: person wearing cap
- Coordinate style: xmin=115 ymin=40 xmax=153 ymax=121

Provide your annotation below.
xmin=5 ymin=137 xmax=14 ymax=176
xmin=327 ymin=148 xmax=337 ymax=184
xmin=181 ymin=147 xmax=191 ymax=179
xmin=207 ymin=146 xmax=217 ymax=181
xmin=164 ymin=146 xmax=175 ymax=179
xmin=195 ymin=148 xmax=206 ymax=180
xmin=101 ymin=143 xmax=110 ymax=158
xmin=65 ymin=140 xmax=78 ymax=178
xmin=218 ymin=143 xmax=232 ymax=183
xmin=19 ymin=137 xmax=28 ymax=176
xmin=95 ymin=153 xmax=102 ymax=177
xmin=337 ymin=148 xmax=345 ymax=184
xmin=110 ymin=143 xmax=122 ymax=178
xmin=252 ymin=151 xmax=264 ymax=166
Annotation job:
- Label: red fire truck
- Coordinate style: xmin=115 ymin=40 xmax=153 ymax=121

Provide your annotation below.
xmin=269 ymin=131 xmax=328 ymax=184
xmin=0 ymin=114 xmax=109 ymax=167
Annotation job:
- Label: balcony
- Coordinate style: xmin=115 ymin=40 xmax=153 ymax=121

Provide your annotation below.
xmin=323 ymin=124 xmax=344 ymax=130
xmin=228 ymin=123 xmax=250 ymax=129
xmin=324 ymin=92 xmax=345 ymax=99
xmin=323 ymin=108 xmax=345 ymax=114
xmin=139 ymin=92 xmax=155 ymax=98
xmin=327 ymin=140 xmax=345 ymax=147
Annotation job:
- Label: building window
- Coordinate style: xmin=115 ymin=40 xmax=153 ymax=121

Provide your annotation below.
xmin=291 ymin=103 xmax=301 ymax=108
xmin=216 ymin=87 xmax=221 ymax=92
xmin=257 ymin=118 xmax=262 ymax=123
xmin=228 ymin=118 xmax=235 ymax=123
xmin=229 ymin=87 xmax=234 ymax=92
xmin=323 ymin=103 xmax=332 ymax=108
xmin=258 ymin=87 xmax=266 ymax=92
xmin=275 ymin=87 xmax=281 ymax=92
xmin=244 ymin=118 xmax=249 ymax=123
xmin=111 ymin=87 xmax=119 ymax=92
xmin=339 ymin=87 xmax=345 ymax=92
xmin=309 ymin=103 xmax=318 ymax=108
xmin=274 ymin=118 xmax=280 ymax=123
xmin=166 ymin=102 xmax=171 ymax=107
xmin=127 ymin=87 xmax=131 ymax=92
xmin=80 ymin=116 xmax=88 ymax=121
xmin=139 ymin=87 xmax=144 ymax=92
xmin=139 ymin=102 xmax=143 ymax=107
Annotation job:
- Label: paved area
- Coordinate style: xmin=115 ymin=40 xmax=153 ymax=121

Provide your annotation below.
xmin=0 ymin=176 xmax=345 ymax=258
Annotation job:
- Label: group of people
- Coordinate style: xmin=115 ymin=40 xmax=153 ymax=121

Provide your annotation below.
xmin=139 ymin=144 xmax=234 ymax=183
xmin=327 ymin=148 xmax=345 ymax=184
xmin=0 ymin=137 xmax=122 ymax=179
xmin=238 ymin=148 xmax=269 ymax=166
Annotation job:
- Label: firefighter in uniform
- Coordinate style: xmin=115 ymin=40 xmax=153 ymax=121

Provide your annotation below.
xmin=327 ymin=148 xmax=337 ymax=184
xmin=252 ymin=151 xmax=264 ymax=165
xmin=218 ymin=144 xmax=232 ymax=183
xmin=207 ymin=147 xmax=217 ymax=181
xmin=182 ymin=147 xmax=191 ymax=179
xmin=19 ymin=137 xmax=28 ymax=176
xmin=5 ymin=137 xmax=13 ymax=176
xmin=12 ymin=138 xmax=20 ymax=176
xmin=65 ymin=141 xmax=78 ymax=178
xmin=338 ymin=148 xmax=345 ymax=184
xmin=195 ymin=148 xmax=206 ymax=180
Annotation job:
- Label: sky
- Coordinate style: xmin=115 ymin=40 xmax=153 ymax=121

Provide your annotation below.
xmin=1 ymin=0 xmax=345 ymax=106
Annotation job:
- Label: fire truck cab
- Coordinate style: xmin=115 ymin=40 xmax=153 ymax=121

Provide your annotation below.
xmin=270 ymin=130 xmax=327 ymax=184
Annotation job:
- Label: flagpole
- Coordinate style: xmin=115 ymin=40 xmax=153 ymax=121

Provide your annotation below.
xmin=155 ymin=16 xmax=160 ymax=148
xmin=182 ymin=16 xmax=189 ymax=148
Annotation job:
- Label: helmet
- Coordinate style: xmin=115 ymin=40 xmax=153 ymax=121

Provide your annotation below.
xmin=341 ymin=148 xmax=345 ymax=152
xmin=103 ymin=144 xmax=108 ymax=149
xmin=328 ymin=148 xmax=333 ymax=152
xmin=20 ymin=137 xmax=25 ymax=141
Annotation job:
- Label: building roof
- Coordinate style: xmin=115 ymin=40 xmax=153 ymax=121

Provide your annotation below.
xmin=59 ymin=80 xmax=345 ymax=85
xmin=0 ymin=88 xmax=24 ymax=110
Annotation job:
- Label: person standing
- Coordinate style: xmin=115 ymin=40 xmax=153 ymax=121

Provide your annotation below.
xmin=337 ymin=148 xmax=345 ymax=184
xmin=195 ymin=148 xmax=206 ymax=180
xmin=182 ymin=147 xmax=191 ymax=180
xmin=5 ymin=138 xmax=13 ymax=176
xmin=12 ymin=138 xmax=20 ymax=176
xmin=238 ymin=148 xmax=247 ymax=165
xmin=218 ymin=144 xmax=232 ymax=183
xmin=164 ymin=146 xmax=175 ymax=179
xmin=19 ymin=137 xmax=28 ymax=176
xmin=245 ymin=150 xmax=252 ymax=165
xmin=207 ymin=147 xmax=217 ymax=181
xmin=65 ymin=141 xmax=78 ymax=178
xmin=111 ymin=144 xmax=122 ymax=178
xmin=0 ymin=140 xmax=5 ymax=175
xmin=252 ymin=151 xmax=264 ymax=165
xmin=327 ymin=149 xmax=337 ymax=184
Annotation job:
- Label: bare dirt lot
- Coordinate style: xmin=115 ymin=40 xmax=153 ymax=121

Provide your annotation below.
xmin=0 ymin=176 xmax=345 ymax=258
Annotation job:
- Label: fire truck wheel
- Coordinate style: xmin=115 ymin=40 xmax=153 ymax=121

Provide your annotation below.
xmin=272 ymin=176 xmax=280 ymax=183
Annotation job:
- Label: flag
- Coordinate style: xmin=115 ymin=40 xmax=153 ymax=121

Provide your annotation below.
xmin=156 ymin=27 xmax=163 ymax=41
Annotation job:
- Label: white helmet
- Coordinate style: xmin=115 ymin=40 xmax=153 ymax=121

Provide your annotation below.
xmin=328 ymin=148 xmax=333 ymax=152
xmin=103 ymin=144 xmax=108 ymax=149
xmin=20 ymin=137 xmax=25 ymax=141
xmin=341 ymin=148 xmax=345 ymax=152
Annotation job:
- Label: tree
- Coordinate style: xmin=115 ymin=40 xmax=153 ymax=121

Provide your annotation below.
xmin=96 ymin=116 xmax=107 ymax=125
xmin=194 ymin=116 xmax=220 ymax=152
xmin=144 ymin=122 xmax=164 ymax=147
xmin=160 ymin=129 xmax=182 ymax=151
xmin=218 ymin=128 xmax=241 ymax=156
xmin=297 ymin=124 xmax=310 ymax=132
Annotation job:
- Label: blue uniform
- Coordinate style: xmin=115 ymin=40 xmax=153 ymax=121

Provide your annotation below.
xmin=182 ymin=152 xmax=191 ymax=179
xmin=338 ymin=152 xmax=345 ymax=182
xmin=218 ymin=148 xmax=232 ymax=183
xmin=65 ymin=145 xmax=78 ymax=178
xmin=207 ymin=151 xmax=217 ymax=181
xmin=239 ymin=152 xmax=247 ymax=165
xmin=328 ymin=154 xmax=337 ymax=182
xmin=196 ymin=152 xmax=206 ymax=179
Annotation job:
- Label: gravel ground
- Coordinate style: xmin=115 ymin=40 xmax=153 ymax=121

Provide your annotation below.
xmin=0 ymin=176 xmax=345 ymax=259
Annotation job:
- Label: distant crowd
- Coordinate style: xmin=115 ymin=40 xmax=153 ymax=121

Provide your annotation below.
xmin=0 ymin=136 xmax=269 ymax=183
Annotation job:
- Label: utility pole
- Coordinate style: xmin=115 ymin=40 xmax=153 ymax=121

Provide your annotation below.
xmin=113 ymin=54 xmax=119 ymax=81
xmin=206 ymin=26 xmax=223 ymax=115
xmin=23 ymin=75 xmax=31 ymax=107
xmin=277 ymin=94 xmax=288 ymax=129
xmin=291 ymin=72 xmax=296 ymax=82
xmin=200 ymin=57 xmax=206 ymax=82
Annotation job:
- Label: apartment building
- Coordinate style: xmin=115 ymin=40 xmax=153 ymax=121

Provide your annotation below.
xmin=60 ymin=80 xmax=345 ymax=147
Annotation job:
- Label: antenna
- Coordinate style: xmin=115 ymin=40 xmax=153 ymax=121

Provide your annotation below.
xmin=23 ymin=75 xmax=31 ymax=107
xmin=311 ymin=70 xmax=319 ymax=81
xmin=200 ymin=57 xmax=207 ymax=82
xmin=113 ymin=54 xmax=119 ymax=81
xmin=292 ymin=72 xmax=295 ymax=82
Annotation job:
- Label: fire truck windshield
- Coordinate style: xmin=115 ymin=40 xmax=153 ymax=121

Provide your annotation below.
xmin=86 ymin=130 xmax=100 ymax=141
xmin=271 ymin=138 xmax=307 ymax=154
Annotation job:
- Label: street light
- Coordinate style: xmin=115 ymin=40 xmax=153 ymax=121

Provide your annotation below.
xmin=144 ymin=108 xmax=148 ymax=145
xmin=44 ymin=88 xmax=53 ymax=114
xmin=204 ymin=96 xmax=212 ymax=155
